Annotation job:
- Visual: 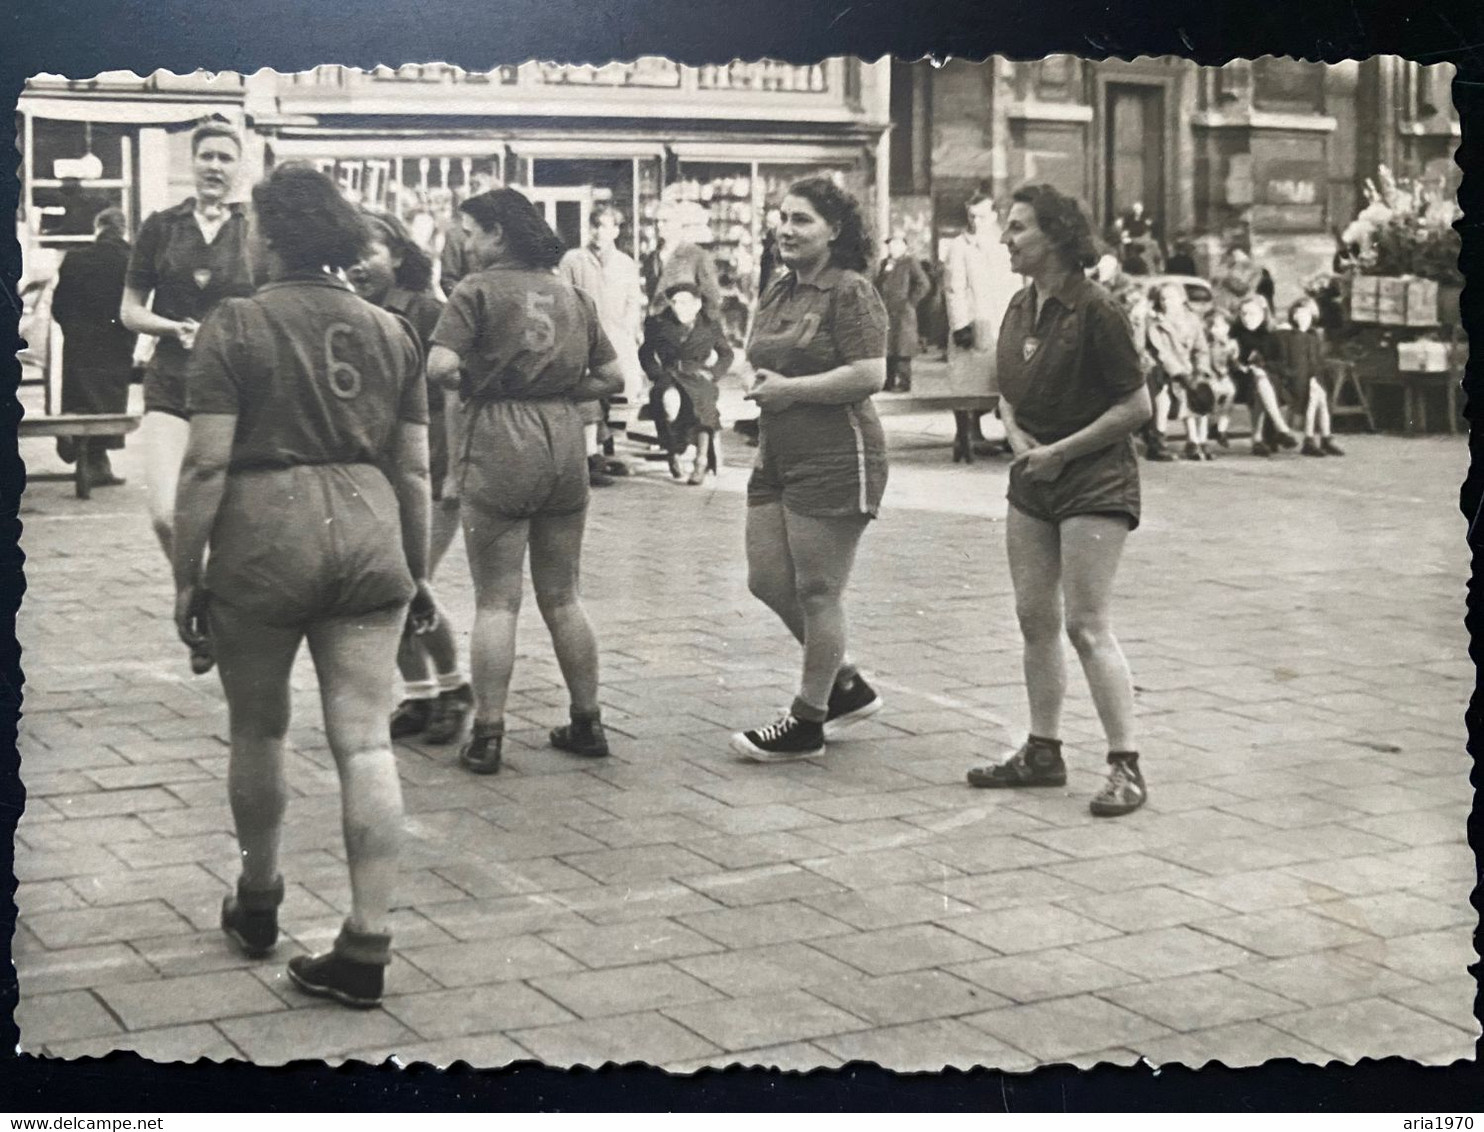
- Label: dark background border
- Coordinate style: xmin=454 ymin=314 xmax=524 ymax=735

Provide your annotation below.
xmin=2 ymin=0 xmax=1482 ymax=1110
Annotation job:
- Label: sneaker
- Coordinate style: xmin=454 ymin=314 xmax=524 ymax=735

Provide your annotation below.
xmin=1321 ymin=437 xmax=1346 ymax=457
xmin=1274 ymin=430 xmax=1300 ymax=451
xmin=1199 ymin=444 xmax=1215 ymax=462
xmin=220 ymin=877 xmax=283 ymax=959
xmin=588 ymin=454 xmax=615 ymax=487
xmin=389 ymin=697 xmax=434 ymax=740
xmin=458 ymin=723 xmax=504 ymax=775
xmin=550 ymin=716 xmax=611 ymax=758
xmin=286 ymin=950 xmax=384 ymax=1010
xmin=966 ymin=739 xmax=1067 ymax=788
xmin=423 ymin=684 xmax=473 ymax=745
xmin=1181 ymin=442 xmax=1202 ymax=461
xmin=731 ymin=712 xmax=825 ymax=763
xmin=1251 ymin=441 xmax=1273 ymax=458
xmin=823 ymin=674 xmax=883 ymax=740
xmin=1089 ymin=754 xmax=1147 ymax=817
xmin=1301 ymin=437 xmax=1325 ymax=457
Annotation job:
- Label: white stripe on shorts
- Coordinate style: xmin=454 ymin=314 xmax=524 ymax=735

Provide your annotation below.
xmin=846 ymin=403 xmax=868 ymax=514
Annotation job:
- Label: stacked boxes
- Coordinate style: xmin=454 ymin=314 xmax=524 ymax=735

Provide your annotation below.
xmin=1348 ymin=275 xmax=1439 ymax=326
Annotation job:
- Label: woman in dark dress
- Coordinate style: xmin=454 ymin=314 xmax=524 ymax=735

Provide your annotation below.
xmin=50 ymin=207 xmax=135 ymax=485
xmin=640 ymin=281 xmax=735 ymax=484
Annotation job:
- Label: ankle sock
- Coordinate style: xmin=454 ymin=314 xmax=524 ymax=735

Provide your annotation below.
xmin=403 ymin=680 xmax=437 ymax=702
xmin=334 ymin=920 xmax=393 ymax=966
xmin=790 ymin=697 xmax=827 ymax=724
xmin=436 ymin=671 xmax=468 ymax=693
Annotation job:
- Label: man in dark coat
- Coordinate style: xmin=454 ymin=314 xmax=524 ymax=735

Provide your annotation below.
xmin=875 ymin=233 xmax=931 ymax=392
xmin=50 ymin=207 xmax=135 ymax=485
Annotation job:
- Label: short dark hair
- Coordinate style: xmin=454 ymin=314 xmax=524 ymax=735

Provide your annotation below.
xmin=1009 ymin=184 xmax=1099 ymax=270
xmin=783 ymin=176 xmax=871 ymax=274
xmin=591 ymin=203 xmax=625 ymax=228
xmin=460 ymin=188 xmax=565 ymax=271
xmin=93 ymin=207 xmax=128 ymax=237
xmin=663 ymin=281 xmax=701 ymax=300
xmin=252 ymin=162 xmax=369 ymax=273
xmin=191 ymin=120 xmax=242 ymax=156
xmin=363 ymin=209 xmax=434 ymax=293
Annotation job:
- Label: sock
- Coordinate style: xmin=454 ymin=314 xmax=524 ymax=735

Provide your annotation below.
xmin=1108 ymin=750 xmax=1140 ymax=765
xmin=1027 ymin=734 xmax=1063 ymax=750
xmin=403 ymin=679 xmax=437 ymax=702
xmin=472 ymin=717 xmax=504 ymax=737
xmin=570 ymin=706 xmax=602 ymax=725
xmin=334 ymin=920 xmax=393 ymax=966
xmin=790 ymin=697 xmax=827 ymax=725
xmin=436 ymin=670 xmax=468 ymax=693
xmin=834 ymin=664 xmax=859 ymax=689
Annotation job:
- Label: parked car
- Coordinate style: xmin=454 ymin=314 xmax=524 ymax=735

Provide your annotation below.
xmin=1142 ymin=274 xmax=1215 ymax=315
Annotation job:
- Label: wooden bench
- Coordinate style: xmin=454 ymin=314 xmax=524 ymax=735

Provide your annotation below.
xmin=1360 ymin=369 xmax=1462 ymax=436
xmin=19 ymin=413 xmax=141 ymax=499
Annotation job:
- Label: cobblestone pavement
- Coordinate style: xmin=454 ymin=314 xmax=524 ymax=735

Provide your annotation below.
xmin=11 ymin=391 xmax=1477 ymax=1071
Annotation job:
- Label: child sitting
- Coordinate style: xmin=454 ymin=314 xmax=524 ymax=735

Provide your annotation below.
xmin=1231 ymin=295 xmax=1302 ymax=457
xmin=1147 ymin=281 xmax=1214 ymax=460
xmin=1202 ymin=309 xmax=1242 ymax=449
xmin=1278 ymin=297 xmax=1346 ymax=457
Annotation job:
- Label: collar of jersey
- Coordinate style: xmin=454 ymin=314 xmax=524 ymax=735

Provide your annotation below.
xmin=783 ymin=263 xmax=845 ymax=292
xmin=257 ymin=271 xmax=353 ymax=295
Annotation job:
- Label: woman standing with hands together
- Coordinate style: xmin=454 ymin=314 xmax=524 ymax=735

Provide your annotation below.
xmin=964 ymin=184 xmax=1153 ymax=817
xmin=731 ymin=177 xmax=888 ymax=763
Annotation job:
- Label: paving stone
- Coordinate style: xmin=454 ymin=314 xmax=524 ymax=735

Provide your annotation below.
xmin=678 ymin=901 xmax=855 ymax=950
xmin=1138 ymin=1021 xmax=1336 ymax=1068
xmin=684 ymin=863 xmax=847 ymax=908
xmin=1172 ymin=869 xmax=1346 ymax=914
xmin=816 ymin=1017 xmax=1037 ymax=1072
xmin=417 ymin=894 xmax=587 ymax=942
xmin=1225 ymin=951 xmax=1423 ymax=1009
xmin=1345 ymin=929 xmax=1477 ymax=985
xmin=398 ymin=935 xmax=584 ymax=989
xmin=1055 ymin=885 xmax=1232 ymax=933
xmin=353 ymin=1033 xmax=531 ymax=1069
xmin=219 ymin=1006 xmax=417 ymax=1065
xmin=812 ymin=923 xmax=995 ymax=977
xmin=1043 ymin=853 xmax=1208 ymax=892
xmin=511 ymin=1010 xmax=719 ymax=1067
xmin=14 ymin=845 xmax=124 ymax=884
xmin=1307 ymin=891 xmax=1470 ymax=939
xmin=48 ymin=788 xmax=184 ymax=820
xmin=800 ymin=883 xmax=975 ymax=931
xmin=99 ymin=970 xmax=286 ymax=1031
xmin=1385 ymin=980 xmax=1480 ymax=1034
xmin=15 ymin=990 xmax=122 ymax=1047
xmin=1264 ymin=997 xmax=1476 ymax=1063
xmin=673 ymin=941 xmax=863 ymax=997
xmin=949 ymin=948 xmax=1142 ymax=1004
xmin=1100 ymin=972 xmax=1305 ymax=1032
xmin=15 ymin=942 xmax=160 ymax=996
xmin=931 ymin=869 xmax=1093 ymax=912
xmin=943 ymin=904 xmax=1122 ymax=955
xmin=667 ymin=1041 xmax=843 ymax=1074
xmin=560 ymin=844 xmax=720 ymax=885
xmin=531 ymin=962 xmax=725 ymax=1019
xmin=552 ymin=880 xmax=724 ymax=925
xmin=1074 ymin=927 xmax=1256 ymax=980
xmin=1193 ymin=908 xmax=1376 ymax=958
xmin=42 ymin=1023 xmax=243 ymax=1064
xmin=26 ymin=900 xmax=193 ymax=950
xmin=382 ymin=982 xmax=575 ymax=1039
xmin=964 ymin=994 xmax=1174 ymax=1062
xmin=809 ymin=969 xmax=1007 ymax=1027
xmin=663 ymin=989 xmax=866 ymax=1052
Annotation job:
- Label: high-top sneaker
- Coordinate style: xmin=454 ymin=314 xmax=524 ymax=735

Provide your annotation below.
xmin=389 ymin=697 xmax=434 ymax=740
xmin=423 ymin=684 xmax=473 ymax=745
xmin=220 ymin=875 xmax=284 ymax=959
xmin=458 ymin=721 xmax=504 ymax=775
xmin=1089 ymin=752 xmax=1148 ymax=817
xmin=550 ymin=713 xmax=610 ymax=758
xmin=966 ymin=737 xmax=1067 ymax=788
xmin=823 ymin=673 xmax=883 ymax=740
xmin=731 ymin=712 xmax=825 ymax=763
xmin=286 ymin=921 xmax=391 ymax=1009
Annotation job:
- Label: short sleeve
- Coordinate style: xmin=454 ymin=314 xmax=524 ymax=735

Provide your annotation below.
xmin=125 ymin=212 xmax=163 ymax=295
xmin=430 ymin=279 xmax=480 ymax=358
xmin=830 ymin=274 xmax=889 ymax=364
xmin=394 ymin=317 xmax=430 ymax=425
xmin=186 ymin=300 xmax=248 ymax=416
xmin=1086 ymin=293 xmax=1146 ymax=399
xmin=577 ymin=289 xmax=618 ymax=370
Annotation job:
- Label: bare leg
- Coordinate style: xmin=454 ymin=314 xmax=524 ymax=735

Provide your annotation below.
xmin=142 ymin=410 xmax=189 ymax=557
xmin=529 ymin=509 xmax=601 ymax=715
xmin=781 ymin=509 xmax=870 ymax=713
xmin=1059 ymin=515 xmax=1137 ymax=752
xmin=306 ymin=607 xmax=407 ymax=936
xmin=461 ymin=504 xmax=529 ymax=727
xmin=1005 ymin=504 xmax=1066 ymax=739
xmin=1252 ymin=374 xmax=1295 ymax=436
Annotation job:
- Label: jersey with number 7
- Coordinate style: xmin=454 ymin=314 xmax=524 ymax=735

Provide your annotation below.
xmin=186 ymin=275 xmax=428 ymax=470
xmin=431 ymin=267 xmax=617 ymax=402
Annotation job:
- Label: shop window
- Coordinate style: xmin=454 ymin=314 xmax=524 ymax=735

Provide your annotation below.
xmin=24 ymin=119 xmax=131 ymax=244
xmin=537 ymin=59 xmax=681 ymax=88
xmin=1252 ymin=58 xmax=1325 ymax=114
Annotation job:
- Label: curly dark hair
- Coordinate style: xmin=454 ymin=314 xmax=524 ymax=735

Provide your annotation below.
xmin=1010 ymin=183 xmax=1100 ymax=271
xmin=362 ymin=209 xmax=434 ymax=293
xmin=783 ymin=176 xmax=872 ymax=274
xmin=252 ymin=163 xmax=369 ymax=273
xmin=460 ymin=188 xmax=565 ymax=271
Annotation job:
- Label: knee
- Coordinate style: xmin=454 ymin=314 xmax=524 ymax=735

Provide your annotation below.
xmin=795 ymin=576 xmax=841 ymax=618
xmin=1016 ymin=600 xmax=1062 ymax=645
xmin=1065 ymin=611 xmax=1113 ymax=655
xmin=534 ymin=580 xmax=579 ymax=620
xmin=477 ymin=586 xmax=523 ymax=616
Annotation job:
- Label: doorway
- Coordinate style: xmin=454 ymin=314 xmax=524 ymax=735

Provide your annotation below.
xmin=520 ymin=185 xmax=593 ymax=252
xmin=1103 ymin=83 xmax=1167 ymax=239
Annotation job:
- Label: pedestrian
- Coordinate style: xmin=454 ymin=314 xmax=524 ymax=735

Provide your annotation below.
xmin=1165 ymin=234 xmax=1198 ymax=277
xmin=558 ymin=204 xmax=648 ymax=487
xmin=122 ymin=119 xmax=255 ymax=563
xmin=643 ymin=199 xmax=723 ymax=317
xmin=1202 ymin=308 xmax=1241 ymax=448
xmin=943 ymin=189 xmax=1020 ymax=463
xmin=731 ymin=176 xmax=887 ymax=763
xmin=439 ymin=173 xmax=495 ymax=298
xmin=875 ymin=232 xmax=931 ymax=393
xmin=1146 ymin=281 xmax=1215 ymax=461
xmin=1231 ymin=294 xmax=1303 ymax=457
xmin=1279 ymin=297 xmax=1346 ymax=457
xmin=50 ymin=206 xmax=135 ymax=487
xmin=964 ymin=183 xmax=1153 ymax=818
xmin=171 ymin=163 xmax=435 ymax=1008
xmin=1213 ymin=246 xmax=1265 ymax=316
xmin=640 ymin=281 xmax=734 ymax=484
xmin=349 ymin=210 xmax=474 ymax=746
xmin=426 ymin=189 xmax=627 ymax=775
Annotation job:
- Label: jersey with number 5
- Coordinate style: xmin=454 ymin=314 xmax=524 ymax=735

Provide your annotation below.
xmin=432 ymin=267 xmax=617 ymax=401
xmin=187 ymin=275 xmax=427 ymax=471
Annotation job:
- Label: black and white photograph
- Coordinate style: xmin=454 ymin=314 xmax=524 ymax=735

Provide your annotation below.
xmin=10 ymin=54 xmax=1474 ymax=1075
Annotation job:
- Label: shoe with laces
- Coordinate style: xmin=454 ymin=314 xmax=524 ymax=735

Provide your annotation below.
xmin=458 ymin=722 xmax=504 ymax=775
xmin=550 ymin=715 xmax=611 ymax=758
xmin=220 ymin=876 xmax=284 ymax=959
xmin=823 ymin=674 xmax=883 ymax=740
xmin=966 ymin=738 xmax=1067 ymax=788
xmin=1089 ymin=753 xmax=1148 ymax=817
xmin=732 ymin=712 xmax=825 ymax=763
xmin=423 ymin=684 xmax=473 ymax=745
xmin=1320 ymin=437 xmax=1346 ymax=457
xmin=286 ymin=922 xmax=391 ymax=1009
xmin=389 ymin=697 xmax=434 ymax=740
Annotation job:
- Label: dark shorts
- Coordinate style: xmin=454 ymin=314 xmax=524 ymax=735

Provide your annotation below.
xmin=204 ymin=464 xmax=414 ymax=627
xmin=457 ymin=399 xmax=588 ymax=521
xmin=1007 ymin=438 xmax=1141 ymax=531
xmin=746 ymin=402 xmax=888 ymax=519
xmin=142 ymin=355 xmax=189 ymax=419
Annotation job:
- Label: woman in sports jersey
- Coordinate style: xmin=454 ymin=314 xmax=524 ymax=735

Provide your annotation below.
xmin=172 ymin=164 xmax=435 ymax=1008
xmin=731 ymin=177 xmax=890 ymax=763
xmin=349 ymin=211 xmax=474 ymax=747
xmin=122 ymin=120 xmax=255 ymax=561
xmin=426 ymin=189 xmax=626 ymax=776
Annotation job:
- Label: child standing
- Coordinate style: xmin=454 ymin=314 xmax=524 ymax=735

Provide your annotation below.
xmin=1279 ymin=297 xmax=1346 ymax=457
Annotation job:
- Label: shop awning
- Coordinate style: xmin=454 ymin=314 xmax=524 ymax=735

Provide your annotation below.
xmin=19 ymin=96 xmax=243 ymax=125
xmin=669 ymin=140 xmax=868 ymax=164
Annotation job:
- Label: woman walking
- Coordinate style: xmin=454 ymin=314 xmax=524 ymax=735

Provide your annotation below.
xmin=731 ymin=177 xmax=888 ymax=762
xmin=964 ymin=184 xmax=1153 ymax=817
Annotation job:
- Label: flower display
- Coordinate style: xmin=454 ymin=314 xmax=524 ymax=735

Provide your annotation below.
xmin=1340 ymin=165 xmax=1463 ymax=286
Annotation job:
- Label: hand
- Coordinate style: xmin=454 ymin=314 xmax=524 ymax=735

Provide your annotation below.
xmin=176 ymin=319 xmax=200 ymax=351
xmin=743 ymin=370 xmax=795 ymax=412
xmin=408 ymin=579 xmax=439 ymax=635
xmin=1006 ymin=430 xmax=1041 ymax=459
xmin=175 ymin=583 xmax=209 ymax=651
xmin=1013 ymin=444 xmax=1067 ymax=484
xmin=951 ymin=326 xmax=975 ymax=350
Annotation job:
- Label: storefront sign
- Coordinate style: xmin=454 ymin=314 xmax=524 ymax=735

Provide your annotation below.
xmin=1258 ymin=160 xmax=1324 ymax=206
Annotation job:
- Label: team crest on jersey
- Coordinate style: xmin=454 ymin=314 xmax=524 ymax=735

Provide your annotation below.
xmin=193 ymin=268 xmax=213 ymax=290
xmin=793 ymin=313 xmax=821 ymax=348
xmin=1023 ymin=336 xmax=1040 ymax=361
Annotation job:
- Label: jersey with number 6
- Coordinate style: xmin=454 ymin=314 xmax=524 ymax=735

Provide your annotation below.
xmin=432 ymin=266 xmax=617 ymax=401
xmin=187 ymin=274 xmax=427 ymax=471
